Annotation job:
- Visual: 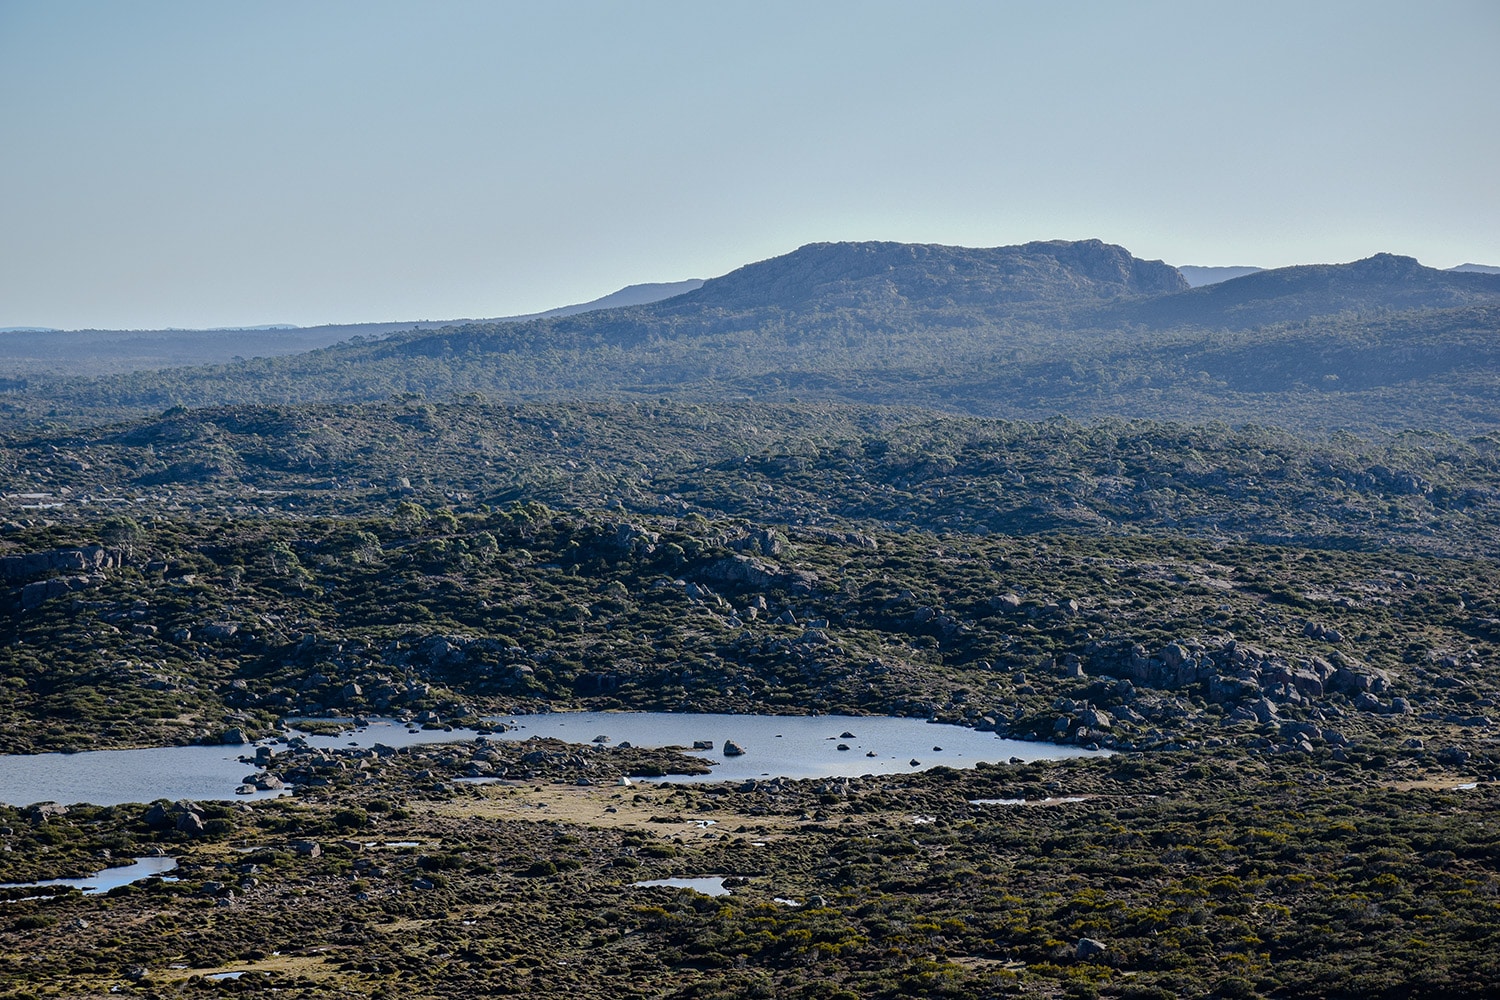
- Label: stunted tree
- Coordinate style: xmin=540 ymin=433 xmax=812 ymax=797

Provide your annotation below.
xmin=393 ymin=501 xmax=429 ymax=532
xmin=99 ymin=515 xmax=144 ymax=556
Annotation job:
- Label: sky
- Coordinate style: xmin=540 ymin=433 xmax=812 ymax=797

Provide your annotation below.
xmin=2 ymin=0 xmax=1498 ymax=331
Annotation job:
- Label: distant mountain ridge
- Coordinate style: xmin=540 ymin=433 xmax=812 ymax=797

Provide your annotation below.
xmin=522 ymin=279 xmax=704 ymax=318
xmin=1177 ymin=262 xmax=1500 ymax=287
xmin=0 ymin=279 xmax=703 ymax=376
xmin=7 ymin=238 xmax=1500 ymax=436
xmin=1120 ymin=253 xmax=1500 ymax=329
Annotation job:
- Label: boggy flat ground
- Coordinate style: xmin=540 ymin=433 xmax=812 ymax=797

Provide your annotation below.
xmin=2 ymin=743 xmax=1496 ymax=1000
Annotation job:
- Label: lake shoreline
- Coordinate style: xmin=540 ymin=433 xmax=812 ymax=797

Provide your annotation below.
xmin=0 ymin=711 xmax=1103 ymax=809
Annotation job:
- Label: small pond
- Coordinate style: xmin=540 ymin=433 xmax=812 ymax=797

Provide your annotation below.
xmin=0 ymin=856 xmax=178 ymax=898
xmin=632 ymin=876 xmax=731 ymax=897
xmin=0 ymin=712 xmax=1103 ymax=807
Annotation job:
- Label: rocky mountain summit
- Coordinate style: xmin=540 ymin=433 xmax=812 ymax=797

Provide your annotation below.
xmin=684 ymin=238 xmax=1188 ymax=311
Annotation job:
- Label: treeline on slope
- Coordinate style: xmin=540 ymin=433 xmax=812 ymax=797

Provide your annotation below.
xmin=6 ymin=401 xmax=1500 ymax=558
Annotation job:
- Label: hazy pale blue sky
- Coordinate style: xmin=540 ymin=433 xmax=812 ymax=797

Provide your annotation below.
xmin=2 ymin=0 xmax=1497 ymax=330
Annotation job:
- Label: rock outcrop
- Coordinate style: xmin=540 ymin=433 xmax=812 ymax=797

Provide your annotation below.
xmin=1084 ymin=637 xmax=1390 ymax=711
xmin=0 ymin=545 xmax=120 ymax=581
xmin=2 ymin=546 xmax=122 ymax=610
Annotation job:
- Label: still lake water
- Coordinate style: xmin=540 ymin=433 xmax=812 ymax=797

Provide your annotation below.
xmin=494 ymin=711 xmax=1100 ymax=784
xmin=0 ymin=721 xmax=488 ymax=808
xmin=0 ymin=856 xmax=178 ymax=897
xmin=0 ymin=712 xmax=1100 ymax=807
xmin=632 ymin=876 xmax=731 ymax=896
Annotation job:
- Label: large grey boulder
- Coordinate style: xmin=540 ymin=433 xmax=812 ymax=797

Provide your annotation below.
xmin=1078 ymin=707 xmax=1113 ymax=730
xmin=698 ymin=554 xmax=780 ymax=589
xmin=19 ymin=574 xmax=100 ymax=609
